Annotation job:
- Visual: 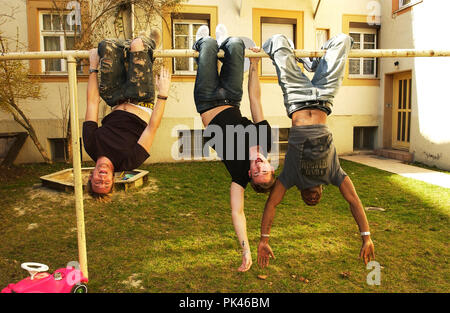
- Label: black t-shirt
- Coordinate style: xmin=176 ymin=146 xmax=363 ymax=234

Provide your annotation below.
xmin=206 ymin=107 xmax=272 ymax=188
xmin=82 ymin=110 xmax=150 ymax=171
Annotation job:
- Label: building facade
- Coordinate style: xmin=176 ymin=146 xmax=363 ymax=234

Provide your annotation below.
xmin=1 ymin=0 xmax=449 ymax=170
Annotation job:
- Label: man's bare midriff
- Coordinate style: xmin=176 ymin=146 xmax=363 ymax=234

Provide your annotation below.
xmin=112 ymin=103 xmax=151 ymax=123
xmin=201 ymin=105 xmax=234 ymax=127
xmin=291 ymin=109 xmax=327 ymax=127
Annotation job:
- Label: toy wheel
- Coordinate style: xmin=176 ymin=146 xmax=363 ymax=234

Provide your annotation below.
xmin=71 ymin=283 xmax=88 ymax=293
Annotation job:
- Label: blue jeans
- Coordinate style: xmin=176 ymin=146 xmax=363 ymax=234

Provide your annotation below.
xmin=263 ymin=34 xmax=353 ymax=117
xmin=98 ymin=37 xmax=156 ymax=107
xmin=193 ymin=37 xmax=245 ymax=114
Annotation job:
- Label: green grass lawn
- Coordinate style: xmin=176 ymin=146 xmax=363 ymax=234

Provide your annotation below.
xmin=0 ymin=159 xmax=449 ymax=293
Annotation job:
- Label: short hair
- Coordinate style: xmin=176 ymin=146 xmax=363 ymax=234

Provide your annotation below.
xmin=300 ymin=186 xmax=323 ymax=206
xmin=250 ymin=173 xmax=276 ymax=194
xmin=86 ymin=176 xmax=114 ymax=202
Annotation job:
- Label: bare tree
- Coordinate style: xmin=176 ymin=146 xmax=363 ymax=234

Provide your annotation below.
xmin=0 ymin=10 xmax=52 ymax=164
xmin=48 ymin=0 xmax=185 ymax=162
xmin=0 ymin=0 xmax=185 ymax=164
xmin=50 ymin=0 xmax=185 ymax=49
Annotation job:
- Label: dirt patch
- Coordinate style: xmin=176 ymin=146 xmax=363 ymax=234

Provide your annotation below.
xmin=13 ymin=207 xmax=26 ymax=217
xmin=133 ymin=178 xmax=159 ymax=194
xmin=121 ymin=273 xmax=145 ymax=290
xmin=17 ymin=177 xmax=159 ymax=209
xmin=27 ymin=185 xmax=84 ymax=206
xmin=112 ymin=177 xmax=159 ymax=201
xmin=27 ymin=223 xmax=38 ymax=230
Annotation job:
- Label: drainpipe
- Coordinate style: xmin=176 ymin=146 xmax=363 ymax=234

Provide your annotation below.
xmin=131 ymin=3 xmax=135 ymax=38
xmin=314 ymin=0 xmax=322 ymax=19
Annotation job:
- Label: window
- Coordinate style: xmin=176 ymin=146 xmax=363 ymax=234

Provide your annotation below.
xmin=315 ymin=28 xmax=329 ymax=49
xmin=399 ymin=0 xmax=412 ymax=7
xmin=49 ymin=138 xmax=69 ymax=162
xmin=252 ymin=9 xmax=303 ymax=81
xmin=172 ymin=19 xmax=208 ymax=75
xmin=394 ymin=0 xmax=423 ymax=14
xmin=162 ymin=5 xmax=217 ymax=80
xmin=177 ymin=129 xmax=210 ymax=159
xmin=274 ymin=128 xmax=289 ymax=156
xmin=348 ymin=29 xmax=377 ymax=78
xmin=40 ymin=12 xmax=81 ymax=73
xmin=399 ymin=0 xmax=421 ymax=9
xmin=261 ymin=20 xmax=295 ymax=76
xmin=353 ymin=127 xmax=377 ymax=150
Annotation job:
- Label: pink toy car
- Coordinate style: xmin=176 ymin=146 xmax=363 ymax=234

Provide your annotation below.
xmin=2 ymin=262 xmax=88 ymax=293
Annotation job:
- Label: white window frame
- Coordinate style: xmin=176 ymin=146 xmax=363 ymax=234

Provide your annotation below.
xmin=172 ymin=19 xmax=208 ymax=75
xmin=261 ymin=22 xmax=295 ymax=76
xmin=399 ymin=0 xmax=422 ymax=10
xmin=39 ymin=11 xmax=81 ymax=74
xmin=348 ymin=30 xmax=378 ymax=79
xmin=315 ymin=28 xmax=329 ymax=50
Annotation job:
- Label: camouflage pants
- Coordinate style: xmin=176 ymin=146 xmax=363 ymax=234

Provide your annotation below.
xmin=97 ymin=37 xmax=156 ymax=107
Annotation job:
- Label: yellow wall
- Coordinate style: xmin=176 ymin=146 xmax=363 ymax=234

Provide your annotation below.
xmin=0 ymin=0 xmax=383 ymax=164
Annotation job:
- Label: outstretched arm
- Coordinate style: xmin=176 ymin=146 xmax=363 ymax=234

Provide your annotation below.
xmin=137 ymin=66 xmax=172 ymax=153
xmin=257 ymin=179 xmax=287 ymax=268
xmin=339 ymin=176 xmax=375 ymax=264
xmin=248 ymin=47 xmax=264 ymax=124
xmin=86 ymin=48 xmax=100 ymax=123
xmin=230 ymin=182 xmax=252 ymax=272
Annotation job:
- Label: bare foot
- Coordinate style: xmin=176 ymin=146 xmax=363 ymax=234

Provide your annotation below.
xmin=237 ymin=251 xmax=252 ymax=272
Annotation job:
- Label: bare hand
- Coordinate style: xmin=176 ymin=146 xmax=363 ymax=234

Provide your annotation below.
xmin=257 ymin=240 xmax=275 ymax=268
xmin=89 ymin=48 xmax=99 ymax=69
xmin=249 ymin=47 xmax=262 ymax=65
xmin=155 ymin=66 xmax=172 ymax=97
xmin=360 ymin=237 xmax=375 ymax=265
xmin=238 ymin=250 xmax=252 ymax=272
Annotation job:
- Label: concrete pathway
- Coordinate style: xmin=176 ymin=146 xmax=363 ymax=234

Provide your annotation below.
xmin=340 ymin=154 xmax=450 ymax=189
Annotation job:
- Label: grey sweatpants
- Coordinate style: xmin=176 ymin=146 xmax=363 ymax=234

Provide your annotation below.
xmin=263 ymin=33 xmax=353 ymax=117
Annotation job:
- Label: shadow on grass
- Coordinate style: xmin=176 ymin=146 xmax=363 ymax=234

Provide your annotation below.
xmin=0 ymin=160 xmax=448 ymax=292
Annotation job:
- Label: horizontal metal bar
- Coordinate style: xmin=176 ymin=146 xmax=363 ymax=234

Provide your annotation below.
xmin=1 ymin=48 xmax=450 ymax=60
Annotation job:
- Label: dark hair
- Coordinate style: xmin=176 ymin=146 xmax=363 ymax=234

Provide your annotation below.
xmin=86 ymin=177 xmax=114 ymax=201
xmin=250 ymin=173 xmax=276 ymax=194
xmin=300 ymin=185 xmax=323 ymax=206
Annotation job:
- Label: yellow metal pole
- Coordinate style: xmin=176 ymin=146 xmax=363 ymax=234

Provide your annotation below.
xmin=2 ymin=49 xmax=450 ymax=60
xmin=66 ymin=55 xmax=88 ymax=279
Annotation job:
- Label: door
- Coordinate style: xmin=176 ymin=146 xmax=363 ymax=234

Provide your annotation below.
xmin=392 ymin=72 xmax=412 ymax=149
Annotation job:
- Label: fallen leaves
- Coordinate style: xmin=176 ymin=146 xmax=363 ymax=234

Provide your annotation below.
xmin=257 ymin=275 xmax=267 ymax=280
xmin=365 ymin=207 xmax=386 ymax=212
xmin=298 ymin=276 xmax=309 ymax=283
xmin=340 ymin=271 xmax=351 ymax=279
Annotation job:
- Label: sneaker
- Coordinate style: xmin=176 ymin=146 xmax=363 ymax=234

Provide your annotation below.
xmin=215 ymin=24 xmax=228 ymax=46
xmin=196 ymin=25 xmax=210 ymax=42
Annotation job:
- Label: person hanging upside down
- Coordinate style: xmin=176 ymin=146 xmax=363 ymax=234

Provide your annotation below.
xmin=257 ymin=34 xmax=375 ymax=268
xmin=83 ymin=30 xmax=171 ymax=198
xmin=193 ymin=24 xmax=275 ymax=271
